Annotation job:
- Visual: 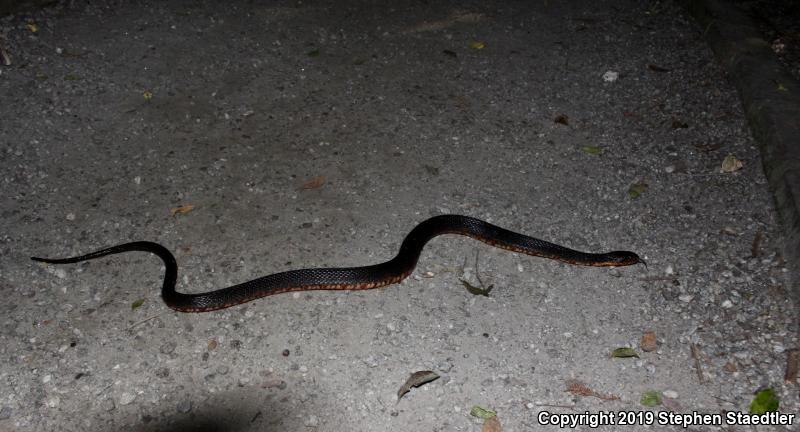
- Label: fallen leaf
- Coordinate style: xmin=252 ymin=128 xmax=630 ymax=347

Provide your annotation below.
xmin=721 ymin=154 xmax=743 ymax=172
xmin=580 ymin=146 xmax=603 ymax=154
xmin=143 ymin=90 xmax=153 ymax=100
xmin=131 ymin=298 xmax=145 ymax=310
xmin=482 ymin=415 xmax=502 ymax=432
xmin=693 ymin=142 xmax=722 ymax=153
xmin=566 ymin=380 xmax=594 ymax=397
xmin=641 ymin=390 xmax=662 ymax=406
xmin=647 ymin=64 xmax=671 ymax=72
xmin=170 ymin=204 xmax=195 ymax=216
xmin=442 ymin=49 xmax=457 ymax=58
xmin=785 ymin=349 xmax=798 ymax=384
xmin=300 ymin=176 xmax=326 ymax=190
xmin=307 ymin=49 xmax=320 ymax=57
xmin=423 ymin=165 xmax=440 ymax=176
xmin=469 ymin=41 xmax=486 ymax=49
xmin=554 ymin=114 xmax=569 ymax=125
xmin=611 ymin=347 xmax=639 ymax=358
xmin=208 ymin=339 xmax=218 ymax=351
xmin=470 ymin=406 xmax=496 ymax=419
xmin=26 ymin=22 xmax=38 ymax=33
xmin=64 ymin=74 xmax=79 ymax=81
xmin=402 ymin=11 xmax=486 ymax=33
xmin=750 ymin=388 xmax=779 ymax=414
xmin=565 ymin=379 xmax=620 ymax=401
xmin=0 ymin=42 xmax=10 ymax=66
xmin=628 ymin=182 xmax=648 ymax=199
xmin=397 ymin=371 xmax=439 ymax=401
xmin=460 ymin=279 xmax=492 ymax=297
xmin=640 ymin=331 xmax=657 ymax=352
xmin=671 ymin=118 xmax=688 ymax=129
xmin=751 ymin=229 xmax=763 ymax=258
xmin=723 ymin=361 xmax=738 ymax=373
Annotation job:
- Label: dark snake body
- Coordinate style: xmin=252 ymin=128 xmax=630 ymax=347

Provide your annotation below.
xmin=32 ymin=214 xmax=641 ymax=312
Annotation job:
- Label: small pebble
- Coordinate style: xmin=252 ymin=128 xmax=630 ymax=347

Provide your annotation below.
xmin=66 ymin=212 xmax=76 ymax=221
xmin=159 ymin=341 xmax=177 ymax=354
xmin=119 ymin=392 xmax=136 ymax=405
xmin=602 ymin=70 xmax=619 ymax=82
xmin=678 ymin=294 xmax=694 ymax=303
xmin=101 ymin=398 xmax=115 ymax=412
xmin=304 ymin=415 xmax=319 ymax=427
xmin=176 ymin=400 xmax=192 ymax=413
xmin=721 ymin=299 xmax=733 ymax=308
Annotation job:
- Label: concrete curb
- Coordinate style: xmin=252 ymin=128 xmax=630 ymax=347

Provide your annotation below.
xmin=682 ymin=0 xmax=800 ymax=302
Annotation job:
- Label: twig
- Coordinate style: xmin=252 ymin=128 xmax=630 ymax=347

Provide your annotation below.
xmin=785 ymin=349 xmax=798 ymax=384
xmin=751 ymin=229 xmax=763 ymax=258
xmin=0 ymin=37 xmax=10 ymax=66
xmin=535 ymin=403 xmax=577 ymax=409
xmin=126 ymin=313 xmax=163 ymax=331
xmin=638 ymin=276 xmax=678 ymax=282
xmin=690 ymin=343 xmax=705 ymax=383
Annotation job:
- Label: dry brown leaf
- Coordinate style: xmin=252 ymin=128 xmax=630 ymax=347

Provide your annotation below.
xmin=170 ymin=204 xmax=195 ymax=216
xmin=554 ymin=114 xmax=569 ymax=125
xmin=300 ymin=176 xmax=326 ymax=190
xmin=648 ymin=64 xmax=671 ymax=72
xmin=721 ymin=154 xmax=743 ymax=172
xmin=566 ymin=380 xmax=594 ymax=397
xmin=671 ymin=118 xmax=688 ymax=129
xmin=693 ymin=141 xmax=723 ymax=153
xmin=640 ymin=331 xmax=657 ymax=352
xmin=723 ymin=361 xmax=738 ymax=373
xmin=751 ymin=229 xmax=763 ymax=258
xmin=397 ymin=371 xmax=440 ymax=401
xmin=565 ymin=379 xmax=619 ymax=401
xmin=785 ymin=349 xmax=799 ymax=384
xmin=403 ymin=11 xmax=486 ymax=33
xmin=208 ymin=339 xmax=218 ymax=351
xmin=482 ymin=416 xmax=502 ymax=432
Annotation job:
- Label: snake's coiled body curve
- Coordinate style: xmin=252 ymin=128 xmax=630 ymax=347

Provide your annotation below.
xmin=32 ymin=215 xmax=641 ymax=312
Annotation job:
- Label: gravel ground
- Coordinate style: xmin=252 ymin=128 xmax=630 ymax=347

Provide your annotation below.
xmin=0 ymin=1 xmax=797 ymax=431
xmin=733 ymin=0 xmax=800 ymax=81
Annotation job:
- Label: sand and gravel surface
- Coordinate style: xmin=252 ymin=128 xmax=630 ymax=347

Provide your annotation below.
xmin=0 ymin=1 xmax=797 ymax=431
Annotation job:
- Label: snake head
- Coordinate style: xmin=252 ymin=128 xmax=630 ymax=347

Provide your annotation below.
xmin=606 ymin=251 xmax=644 ymax=267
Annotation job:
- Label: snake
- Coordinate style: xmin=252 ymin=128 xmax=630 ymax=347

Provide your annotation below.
xmin=31 ymin=214 xmax=642 ymax=312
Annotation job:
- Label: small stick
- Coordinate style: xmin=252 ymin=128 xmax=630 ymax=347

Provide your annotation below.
xmin=638 ymin=276 xmax=678 ymax=282
xmin=126 ymin=313 xmax=163 ymax=331
xmin=690 ymin=343 xmax=705 ymax=383
xmin=751 ymin=229 xmax=763 ymax=258
xmin=785 ymin=349 xmax=798 ymax=384
xmin=0 ymin=39 xmax=10 ymax=66
xmin=534 ymin=403 xmax=577 ymax=409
